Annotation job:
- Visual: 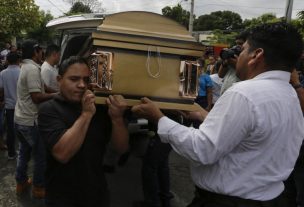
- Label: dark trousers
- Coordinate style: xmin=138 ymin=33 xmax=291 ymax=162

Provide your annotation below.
xmin=141 ymin=137 xmax=173 ymax=207
xmin=186 ymin=187 xmax=282 ymax=207
xmin=279 ymin=143 xmax=304 ymax=207
xmin=6 ymin=109 xmax=16 ymax=157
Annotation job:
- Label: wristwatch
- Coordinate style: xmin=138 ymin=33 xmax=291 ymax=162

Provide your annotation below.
xmin=293 ymin=83 xmax=303 ymax=90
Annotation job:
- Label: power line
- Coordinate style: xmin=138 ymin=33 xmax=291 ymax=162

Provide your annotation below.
xmin=45 ymin=0 xmax=68 ymax=15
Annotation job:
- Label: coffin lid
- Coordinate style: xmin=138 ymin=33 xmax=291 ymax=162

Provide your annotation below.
xmin=96 ymin=11 xmax=196 ymax=41
xmin=46 ymin=13 xmax=104 ymax=30
xmin=93 ymin=11 xmax=204 ymax=56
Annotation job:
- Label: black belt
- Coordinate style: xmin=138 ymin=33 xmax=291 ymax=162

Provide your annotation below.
xmin=195 ymin=186 xmax=280 ymax=207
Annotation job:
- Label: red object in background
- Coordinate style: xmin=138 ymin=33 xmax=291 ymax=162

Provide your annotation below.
xmin=213 ymin=44 xmax=229 ymax=58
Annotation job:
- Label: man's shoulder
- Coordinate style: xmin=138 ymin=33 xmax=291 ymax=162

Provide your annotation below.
xmin=0 ymin=68 xmax=6 ymax=75
xmin=39 ymin=98 xmax=56 ymax=111
xmin=41 ymin=62 xmax=51 ymax=70
xmin=22 ymin=60 xmax=40 ymax=70
xmin=1 ymin=66 xmax=20 ymax=74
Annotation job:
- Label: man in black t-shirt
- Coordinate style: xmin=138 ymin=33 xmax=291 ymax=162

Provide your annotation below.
xmin=38 ymin=56 xmax=129 ymax=207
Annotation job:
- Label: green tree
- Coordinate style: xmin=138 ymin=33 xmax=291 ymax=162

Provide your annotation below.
xmin=67 ymin=1 xmax=92 ymax=15
xmin=0 ymin=0 xmax=40 ymax=39
xmin=195 ymin=11 xmax=243 ymax=31
xmin=65 ymin=0 xmax=104 ymax=13
xmin=162 ymin=4 xmax=191 ymax=28
xmin=243 ymin=13 xmax=279 ymax=28
xmin=291 ymin=11 xmax=304 ymax=37
xmin=296 ymin=10 xmax=304 ymax=28
xmin=298 ymin=11 xmax=304 ymax=21
xmin=26 ymin=11 xmax=55 ymax=44
xmin=207 ymin=30 xmax=238 ymax=46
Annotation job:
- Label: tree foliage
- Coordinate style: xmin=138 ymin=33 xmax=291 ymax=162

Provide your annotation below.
xmin=243 ymin=13 xmax=280 ymax=28
xmin=194 ymin=11 xmax=243 ymax=31
xmin=207 ymin=30 xmax=238 ymax=46
xmin=291 ymin=11 xmax=304 ymax=37
xmin=297 ymin=11 xmax=304 ymax=22
xmin=0 ymin=0 xmax=40 ymax=39
xmin=65 ymin=0 xmax=103 ymax=13
xmin=67 ymin=1 xmax=92 ymax=15
xmin=26 ymin=11 xmax=55 ymax=44
xmin=162 ymin=4 xmax=190 ymax=29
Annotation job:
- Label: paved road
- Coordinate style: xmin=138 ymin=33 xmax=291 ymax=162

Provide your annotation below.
xmin=0 ymin=147 xmax=194 ymax=207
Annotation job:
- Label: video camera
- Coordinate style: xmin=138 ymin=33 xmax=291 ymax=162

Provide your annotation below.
xmin=219 ymin=45 xmax=241 ymax=60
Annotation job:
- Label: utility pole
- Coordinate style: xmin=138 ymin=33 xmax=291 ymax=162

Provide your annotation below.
xmin=189 ymin=0 xmax=194 ymax=34
xmin=285 ymin=0 xmax=294 ymax=22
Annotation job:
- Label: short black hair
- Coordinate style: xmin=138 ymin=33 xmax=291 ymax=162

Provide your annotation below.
xmin=6 ymin=52 xmax=20 ymax=64
xmin=235 ymin=30 xmax=249 ymax=42
xmin=247 ymin=22 xmax=303 ymax=72
xmin=21 ymin=39 xmax=42 ymax=59
xmin=45 ymin=44 xmax=60 ymax=58
xmin=59 ymin=56 xmax=89 ymax=76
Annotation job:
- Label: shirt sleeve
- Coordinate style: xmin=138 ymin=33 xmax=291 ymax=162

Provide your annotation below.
xmin=27 ymin=67 xmax=43 ymax=93
xmin=38 ymin=102 xmax=67 ymax=151
xmin=205 ymin=75 xmax=213 ymax=87
xmin=41 ymin=68 xmax=51 ymax=87
xmin=158 ymin=90 xmax=254 ymax=165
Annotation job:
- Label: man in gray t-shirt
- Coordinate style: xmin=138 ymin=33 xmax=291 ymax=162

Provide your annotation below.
xmin=14 ymin=39 xmax=56 ymax=199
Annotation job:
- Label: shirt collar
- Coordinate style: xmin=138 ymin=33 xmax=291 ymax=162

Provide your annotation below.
xmin=6 ymin=65 xmax=20 ymax=70
xmin=44 ymin=61 xmax=56 ymax=69
xmin=253 ymin=70 xmax=291 ymax=82
xmin=22 ymin=59 xmax=41 ymax=69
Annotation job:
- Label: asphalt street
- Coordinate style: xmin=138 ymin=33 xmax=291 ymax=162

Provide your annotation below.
xmin=0 ymin=147 xmax=194 ymax=207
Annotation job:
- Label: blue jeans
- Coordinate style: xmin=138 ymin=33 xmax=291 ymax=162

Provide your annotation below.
xmin=6 ymin=109 xmax=16 ymax=157
xmin=15 ymin=123 xmax=46 ymax=187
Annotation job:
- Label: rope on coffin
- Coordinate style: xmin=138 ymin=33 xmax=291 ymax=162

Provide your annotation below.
xmin=146 ymin=46 xmax=162 ymax=79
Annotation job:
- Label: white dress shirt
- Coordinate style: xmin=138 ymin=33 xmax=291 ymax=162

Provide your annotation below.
xmin=41 ymin=61 xmax=59 ymax=91
xmin=158 ymin=70 xmax=304 ymax=201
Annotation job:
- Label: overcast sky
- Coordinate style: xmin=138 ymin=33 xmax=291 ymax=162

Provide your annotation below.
xmin=35 ymin=0 xmax=304 ymax=20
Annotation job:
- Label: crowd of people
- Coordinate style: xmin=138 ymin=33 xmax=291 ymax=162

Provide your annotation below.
xmin=0 ymin=21 xmax=303 ymax=207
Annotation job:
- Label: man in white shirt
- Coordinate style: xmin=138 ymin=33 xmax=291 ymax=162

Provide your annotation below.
xmin=132 ymin=22 xmax=304 ymax=207
xmin=41 ymin=44 xmax=60 ymax=91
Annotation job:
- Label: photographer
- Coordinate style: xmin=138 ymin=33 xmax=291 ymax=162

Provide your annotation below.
xmin=218 ymin=31 xmax=248 ymax=95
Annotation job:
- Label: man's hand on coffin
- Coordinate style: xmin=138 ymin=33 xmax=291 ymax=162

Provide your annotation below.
xmin=179 ymin=108 xmax=208 ymax=123
xmin=106 ymin=95 xmax=128 ymax=122
xmin=131 ymin=97 xmax=164 ymax=125
xmin=81 ymin=90 xmax=96 ymax=118
xmin=88 ymin=82 xmax=99 ymax=90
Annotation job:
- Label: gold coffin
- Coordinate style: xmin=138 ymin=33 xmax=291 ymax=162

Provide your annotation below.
xmin=91 ymin=11 xmax=204 ymax=111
